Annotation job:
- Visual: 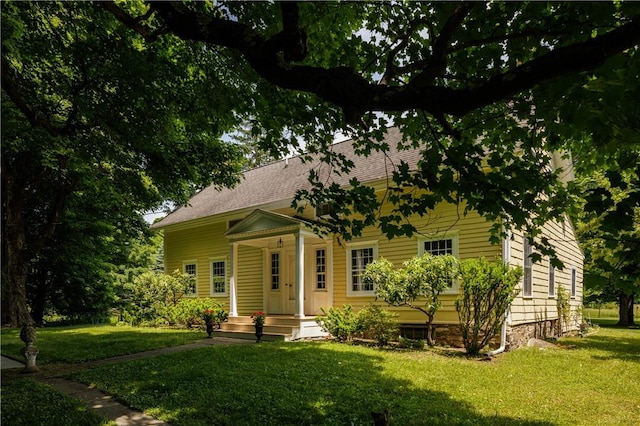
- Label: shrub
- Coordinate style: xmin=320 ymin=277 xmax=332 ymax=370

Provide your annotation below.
xmin=397 ymin=336 xmax=425 ymax=349
xmin=316 ymin=305 xmax=359 ymax=342
xmin=120 ymin=269 xmax=195 ymax=326
xmin=456 ymin=257 xmax=521 ymax=355
xmin=356 ymin=304 xmax=399 ymax=346
xmin=172 ymin=298 xmax=228 ymax=329
xmin=556 ymin=285 xmax=571 ymax=335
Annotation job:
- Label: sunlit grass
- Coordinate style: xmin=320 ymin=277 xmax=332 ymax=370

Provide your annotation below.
xmin=71 ymin=325 xmax=640 ymax=426
xmin=0 ymin=379 xmax=116 ymax=426
xmin=1 ymin=324 xmax=203 ymax=364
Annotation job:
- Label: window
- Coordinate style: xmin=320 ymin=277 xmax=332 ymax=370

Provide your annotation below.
xmin=571 ymin=266 xmax=577 ymax=297
xmin=183 ymin=261 xmax=197 ymax=296
xmin=418 ymin=234 xmax=459 ymax=292
xmin=347 ymin=242 xmax=377 ymax=296
xmin=523 ymin=238 xmax=533 ymax=297
xmin=271 ymin=252 xmax=280 ymax=290
xmin=315 ymin=203 xmax=337 ymax=218
xmin=548 ymin=261 xmax=555 ymax=297
xmin=316 ymin=248 xmax=326 ymax=290
xmin=210 ymin=259 xmax=226 ymax=296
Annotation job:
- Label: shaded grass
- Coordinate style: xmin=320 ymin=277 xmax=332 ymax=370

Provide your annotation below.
xmin=0 ymin=379 xmax=115 ymax=426
xmin=1 ymin=324 xmax=203 ymax=364
xmin=71 ymin=326 xmax=640 ymax=426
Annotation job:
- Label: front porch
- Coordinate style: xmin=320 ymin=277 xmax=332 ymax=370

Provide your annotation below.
xmin=214 ymin=315 xmax=328 ymax=341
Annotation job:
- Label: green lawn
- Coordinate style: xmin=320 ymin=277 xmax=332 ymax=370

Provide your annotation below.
xmin=67 ymin=324 xmax=639 ymax=426
xmin=1 ymin=379 xmax=116 ymax=426
xmin=0 ymin=324 xmax=204 ymax=364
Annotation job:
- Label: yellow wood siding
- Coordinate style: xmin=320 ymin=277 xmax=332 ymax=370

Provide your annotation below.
xmin=330 ymin=201 xmax=501 ymax=324
xmin=164 ymin=221 xmax=230 ymax=310
xmin=236 ymin=245 xmax=265 ymax=314
xmin=509 ymin=215 xmax=584 ymax=327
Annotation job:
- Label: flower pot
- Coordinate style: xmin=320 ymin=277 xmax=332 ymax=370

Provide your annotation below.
xmin=206 ymin=321 xmax=214 ymax=338
xmin=254 ymin=324 xmax=263 ymax=343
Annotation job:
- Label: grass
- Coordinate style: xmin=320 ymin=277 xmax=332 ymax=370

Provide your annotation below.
xmin=68 ymin=324 xmax=640 ymax=426
xmin=0 ymin=379 xmax=116 ymax=426
xmin=0 ymin=324 xmax=204 ymax=364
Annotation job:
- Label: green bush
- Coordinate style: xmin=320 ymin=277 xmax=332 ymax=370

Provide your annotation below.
xmin=316 ymin=305 xmax=359 ymax=342
xmin=456 ymin=257 xmax=521 ymax=355
xmin=397 ymin=336 xmax=425 ymax=349
xmin=172 ymin=298 xmax=228 ymax=329
xmin=356 ymin=304 xmax=399 ymax=346
xmin=120 ymin=269 xmax=195 ymax=326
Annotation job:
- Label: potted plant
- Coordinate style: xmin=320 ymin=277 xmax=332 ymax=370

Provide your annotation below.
xmin=251 ymin=311 xmax=266 ymax=342
xmin=202 ymin=308 xmax=229 ymax=338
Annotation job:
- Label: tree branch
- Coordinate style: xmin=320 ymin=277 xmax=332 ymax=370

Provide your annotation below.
xmin=112 ymin=4 xmax=640 ymax=122
xmin=99 ymin=1 xmax=161 ymax=42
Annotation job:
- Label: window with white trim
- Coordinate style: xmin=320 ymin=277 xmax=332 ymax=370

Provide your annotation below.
xmin=183 ymin=260 xmax=197 ymax=296
xmin=523 ymin=238 xmax=533 ymax=297
xmin=347 ymin=242 xmax=377 ymax=296
xmin=271 ymin=252 xmax=280 ymax=290
xmin=210 ymin=259 xmax=226 ymax=296
xmin=548 ymin=261 xmax=555 ymax=297
xmin=418 ymin=234 xmax=459 ymax=292
xmin=316 ymin=248 xmax=326 ymax=290
xmin=571 ymin=266 xmax=577 ymax=297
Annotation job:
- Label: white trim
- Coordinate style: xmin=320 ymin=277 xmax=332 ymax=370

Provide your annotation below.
xmin=182 ymin=259 xmax=198 ymax=297
xmin=522 ymin=237 xmax=533 ymax=298
xmin=346 ymin=240 xmax=379 ymax=297
xmin=570 ymin=265 xmax=577 ymax=298
xmin=209 ymin=257 xmax=228 ymax=297
xmin=548 ymin=260 xmax=555 ymax=297
xmin=417 ymin=231 xmax=460 ymax=293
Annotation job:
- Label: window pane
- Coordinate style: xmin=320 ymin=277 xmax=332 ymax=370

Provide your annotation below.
xmin=523 ymin=239 xmax=533 ymax=297
xmin=424 ymin=239 xmax=453 ymax=256
xmin=316 ymin=249 xmax=326 ymax=290
xmin=212 ymin=261 xmax=225 ymax=293
xmin=271 ymin=253 xmax=280 ymax=290
xmin=351 ymin=247 xmax=374 ymax=292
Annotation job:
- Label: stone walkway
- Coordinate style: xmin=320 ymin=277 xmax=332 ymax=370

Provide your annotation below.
xmin=1 ymin=336 xmax=254 ymax=426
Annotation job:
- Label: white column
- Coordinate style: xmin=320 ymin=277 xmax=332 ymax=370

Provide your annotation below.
xmin=294 ymin=234 xmax=305 ymax=318
xmin=229 ymin=242 xmax=238 ymax=317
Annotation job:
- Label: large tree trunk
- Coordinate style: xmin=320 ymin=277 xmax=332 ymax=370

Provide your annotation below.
xmin=2 ymin=166 xmax=32 ymax=326
xmin=617 ymin=293 xmax=635 ymax=327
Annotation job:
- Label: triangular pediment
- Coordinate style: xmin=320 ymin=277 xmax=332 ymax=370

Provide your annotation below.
xmin=225 ymin=209 xmax=307 ymax=238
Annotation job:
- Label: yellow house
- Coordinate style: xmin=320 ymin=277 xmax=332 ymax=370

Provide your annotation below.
xmin=152 ymin=128 xmax=583 ymax=349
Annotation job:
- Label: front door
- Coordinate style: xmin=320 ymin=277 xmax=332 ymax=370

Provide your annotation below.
xmin=267 ymin=250 xmax=296 ymax=315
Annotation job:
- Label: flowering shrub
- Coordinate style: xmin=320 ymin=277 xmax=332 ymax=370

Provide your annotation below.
xmin=251 ymin=311 xmax=266 ymax=326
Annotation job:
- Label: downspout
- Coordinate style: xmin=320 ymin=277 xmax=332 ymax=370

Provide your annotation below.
xmin=487 ymin=225 xmax=511 ymax=356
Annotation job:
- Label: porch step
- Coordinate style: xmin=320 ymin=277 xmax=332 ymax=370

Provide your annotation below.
xmin=212 ymin=330 xmax=286 ymax=342
xmin=216 ymin=315 xmax=299 ymax=341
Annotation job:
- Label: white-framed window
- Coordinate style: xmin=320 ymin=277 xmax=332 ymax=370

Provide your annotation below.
xmin=210 ymin=259 xmax=227 ymax=296
xmin=571 ymin=266 xmax=577 ymax=297
xmin=182 ymin=260 xmax=197 ymax=296
xmin=316 ymin=248 xmax=327 ymax=290
xmin=347 ymin=241 xmax=378 ymax=296
xmin=271 ymin=252 xmax=280 ymax=290
xmin=522 ymin=238 xmax=533 ymax=297
xmin=548 ymin=261 xmax=555 ymax=297
xmin=418 ymin=233 xmax=459 ymax=292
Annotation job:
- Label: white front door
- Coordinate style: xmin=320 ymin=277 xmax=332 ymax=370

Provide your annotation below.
xmin=305 ymin=244 xmax=331 ymax=315
xmin=267 ymin=250 xmax=296 ymax=315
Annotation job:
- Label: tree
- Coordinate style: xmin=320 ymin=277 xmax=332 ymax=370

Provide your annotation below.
xmin=364 ymin=255 xmax=458 ymax=346
xmin=1 ymin=2 xmax=247 ymax=326
xmin=101 ymin=2 xmax=640 ymax=261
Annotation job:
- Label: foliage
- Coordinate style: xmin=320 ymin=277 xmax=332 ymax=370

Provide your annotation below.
xmin=168 ymin=298 xmax=228 ymax=329
xmin=1 ymin=379 xmax=115 ymax=426
xmin=354 ymin=304 xmax=399 ymax=346
xmin=120 ymin=270 xmax=193 ymax=326
xmin=251 ymin=311 xmax=266 ymax=327
xmin=70 ymin=325 xmax=640 ymax=426
xmin=455 ymin=258 xmax=522 ymax=355
xmin=1 ymin=0 xmax=247 ymax=326
xmin=316 ymin=305 xmax=359 ymax=342
xmin=202 ymin=305 xmax=229 ymax=329
xmin=365 ymin=254 xmax=458 ymax=346
xmin=397 ymin=336 xmax=425 ymax=350
xmin=0 ymin=325 xmax=201 ymax=365
xmin=556 ymin=285 xmax=572 ymax=335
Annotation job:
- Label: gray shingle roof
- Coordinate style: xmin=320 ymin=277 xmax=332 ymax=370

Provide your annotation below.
xmin=153 ymin=127 xmax=422 ymax=228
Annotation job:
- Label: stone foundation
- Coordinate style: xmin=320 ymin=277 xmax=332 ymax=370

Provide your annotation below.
xmin=401 ymin=319 xmax=572 ymax=351
xmin=506 ymin=319 xmax=576 ymax=350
